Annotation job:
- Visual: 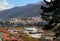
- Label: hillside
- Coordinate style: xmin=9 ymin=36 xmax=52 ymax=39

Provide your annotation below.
xmin=0 ymin=1 xmax=45 ymax=19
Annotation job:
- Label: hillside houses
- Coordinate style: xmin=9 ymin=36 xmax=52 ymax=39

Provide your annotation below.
xmin=0 ymin=16 xmax=57 ymax=41
xmin=24 ymin=27 xmax=44 ymax=38
xmin=9 ymin=17 xmax=43 ymax=24
xmin=24 ymin=26 xmax=56 ymax=40
xmin=24 ymin=27 xmax=44 ymax=33
xmin=0 ymin=16 xmax=45 ymax=27
xmin=24 ymin=27 xmax=38 ymax=33
xmin=0 ymin=28 xmax=25 ymax=41
xmin=0 ymin=26 xmax=56 ymax=41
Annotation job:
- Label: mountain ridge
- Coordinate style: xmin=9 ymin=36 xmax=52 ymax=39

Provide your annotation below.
xmin=0 ymin=1 xmax=45 ymax=19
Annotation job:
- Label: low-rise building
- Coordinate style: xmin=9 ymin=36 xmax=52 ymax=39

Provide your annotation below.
xmin=8 ymin=28 xmax=21 ymax=34
xmin=24 ymin=27 xmax=38 ymax=33
xmin=24 ymin=27 xmax=44 ymax=38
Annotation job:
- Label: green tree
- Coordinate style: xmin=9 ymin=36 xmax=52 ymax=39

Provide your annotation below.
xmin=41 ymin=0 xmax=60 ymax=38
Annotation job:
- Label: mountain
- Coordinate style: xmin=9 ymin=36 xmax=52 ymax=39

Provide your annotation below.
xmin=0 ymin=1 xmax=45 ymax=19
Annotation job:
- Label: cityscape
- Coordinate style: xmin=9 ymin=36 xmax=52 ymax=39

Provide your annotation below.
xmin=0 ymin=0 xmax=60 ymax=41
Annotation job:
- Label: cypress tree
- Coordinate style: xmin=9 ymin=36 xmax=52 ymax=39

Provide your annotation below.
xmin=41 ymin=0 xmax=60 ymax=38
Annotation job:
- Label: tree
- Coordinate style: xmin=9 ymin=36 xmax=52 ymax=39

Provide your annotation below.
xmin=41 ymin=0 xmax=60 ymax=38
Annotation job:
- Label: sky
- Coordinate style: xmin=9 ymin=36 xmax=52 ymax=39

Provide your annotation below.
xmin=0 ymin=0 xmax=43 ymax=11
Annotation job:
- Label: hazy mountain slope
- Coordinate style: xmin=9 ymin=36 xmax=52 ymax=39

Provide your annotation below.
xmin=0 ymin=2 xmax=45 ymax=19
